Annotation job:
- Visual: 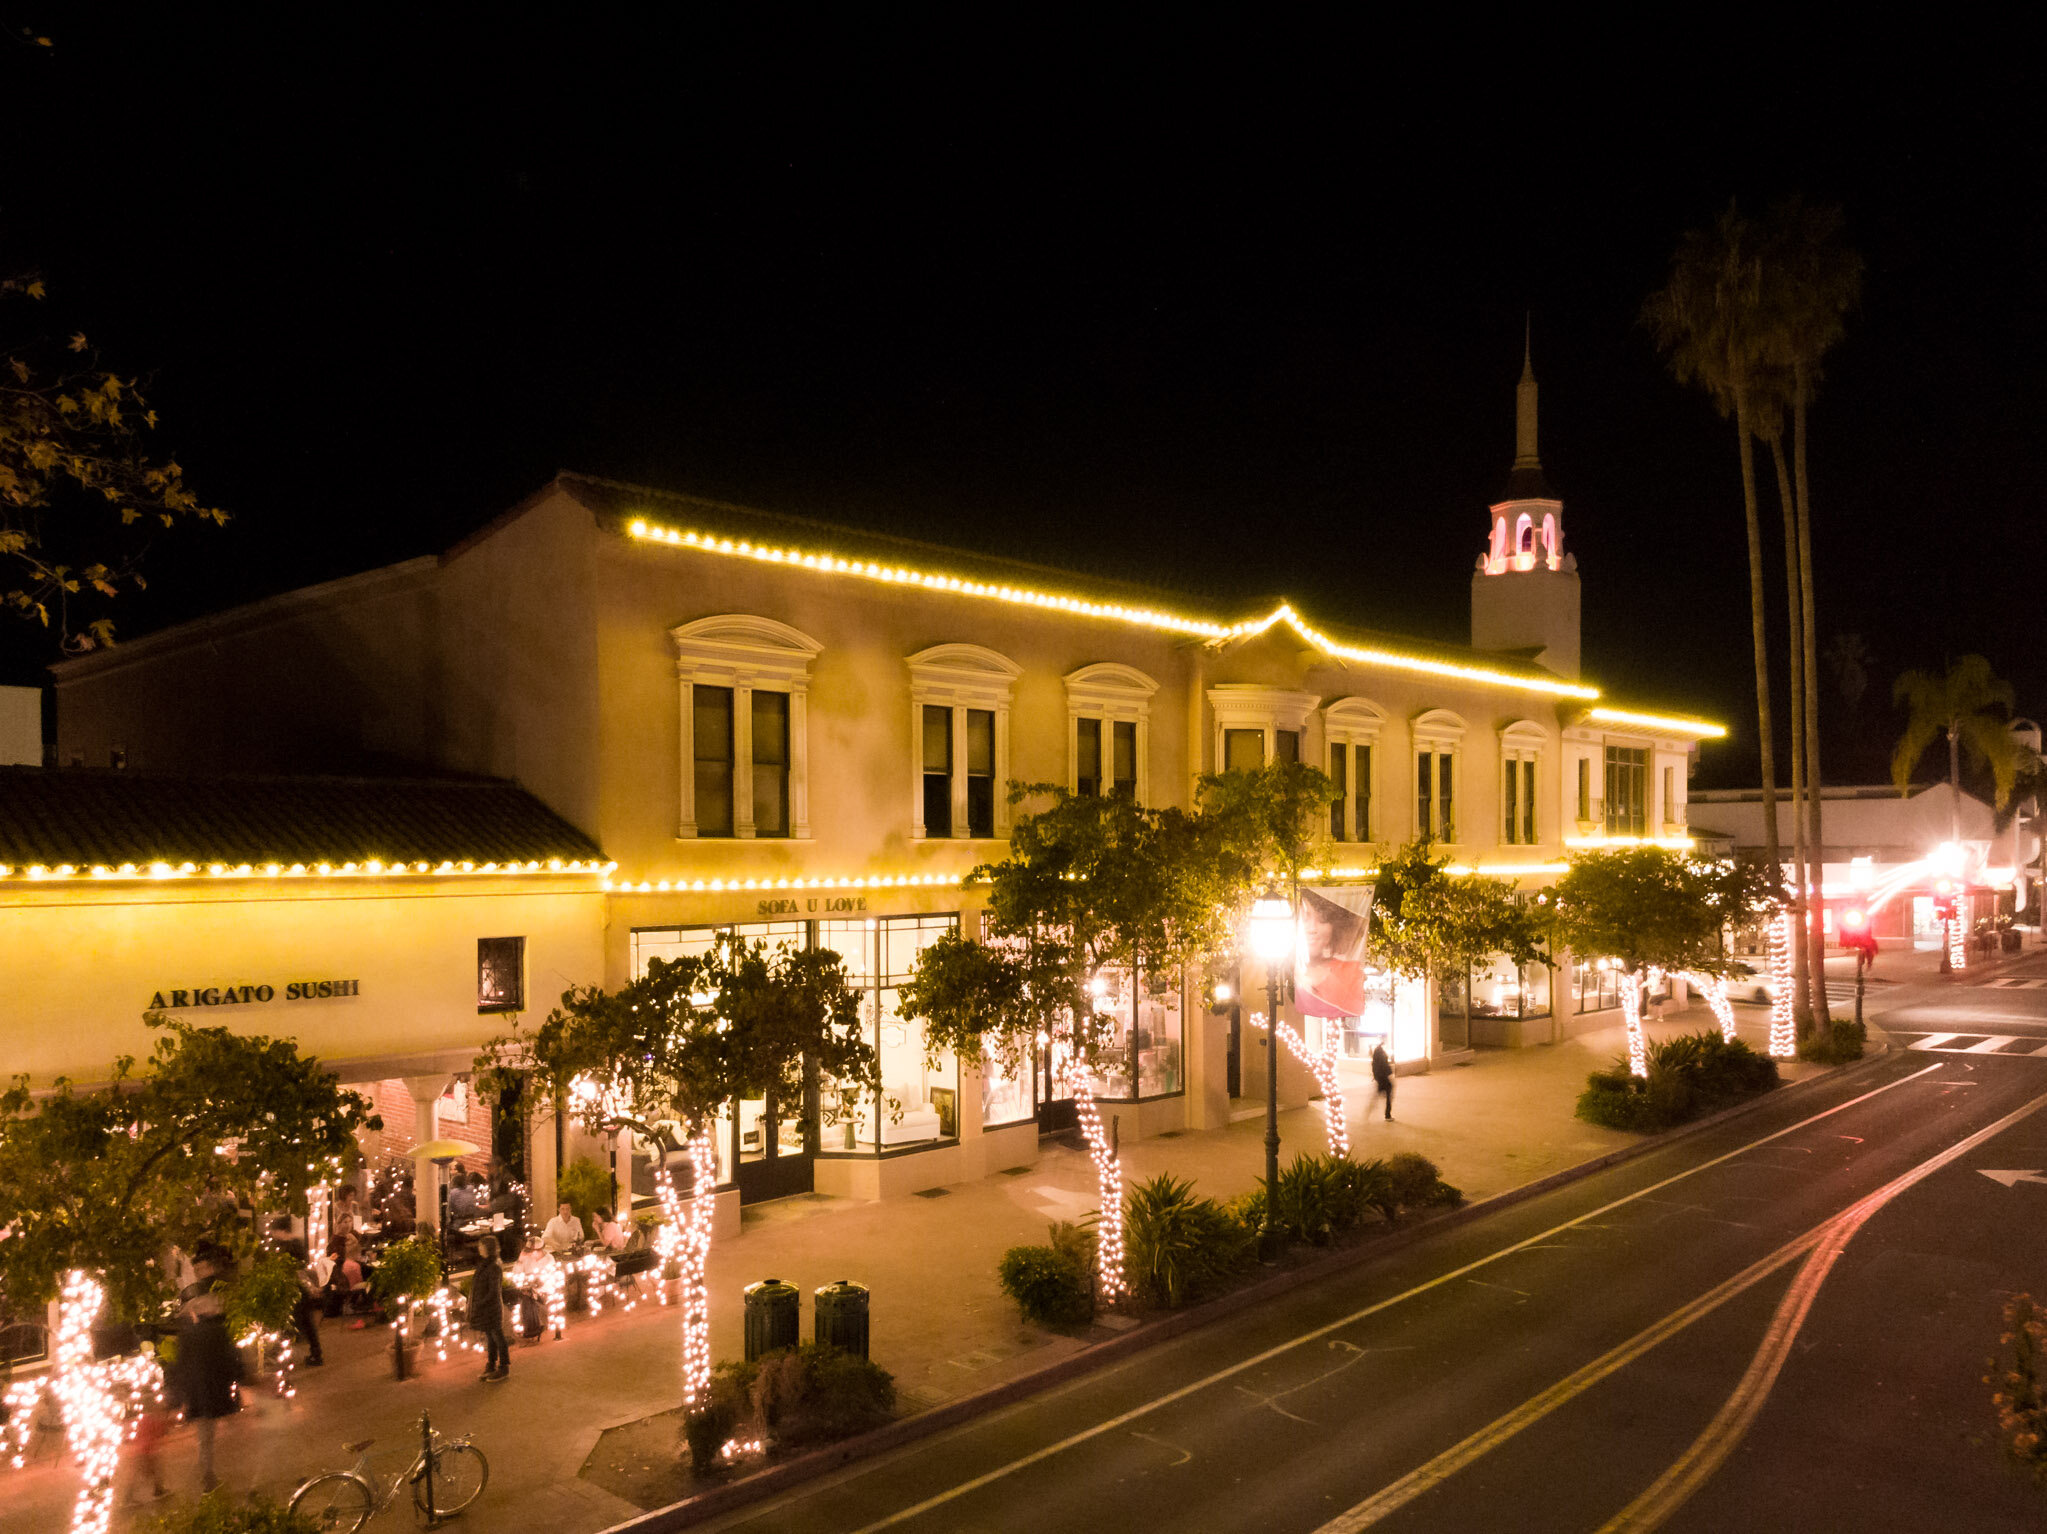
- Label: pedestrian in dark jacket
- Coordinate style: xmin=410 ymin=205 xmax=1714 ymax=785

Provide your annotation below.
xmin=1371 ymin=1042 xmax=1395 ymax=1121
xmin=267 ymin=1216 xmax=324 ymax=1366
xmin=469 ymin=1236 xmax=510 ymax=1382
xmin=169 ymin=1290 xmax=244 ymax=1493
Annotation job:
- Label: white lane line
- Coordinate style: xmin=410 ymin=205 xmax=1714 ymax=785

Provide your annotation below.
xmin=1965 ymin=1036 xmax=2022 ymax=1054
xmin=1321 ymin=1084 xmax=2047 ymax=1534
xmin=1907 ymin=1033 xmax=1963 ymax=1051
xmin=1597 ymin=1086 xmax=2047 ymax=1532
xmin=839 ymin=1062 xmax=1947 ymax=1534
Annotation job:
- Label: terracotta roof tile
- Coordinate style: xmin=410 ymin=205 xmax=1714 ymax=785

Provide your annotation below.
xmin=0 ymin=769 xmax=603 ymax=869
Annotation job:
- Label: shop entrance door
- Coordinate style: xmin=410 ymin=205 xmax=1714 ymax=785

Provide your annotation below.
xmin=1036 ymin=1040 xmax=1077 ymax=1134
xmin=733 ymin=1085 xmax=815 ymax=1204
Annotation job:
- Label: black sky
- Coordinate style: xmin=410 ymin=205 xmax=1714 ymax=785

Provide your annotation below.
xmin=4 ymin=18 xmax=2042 ymax=787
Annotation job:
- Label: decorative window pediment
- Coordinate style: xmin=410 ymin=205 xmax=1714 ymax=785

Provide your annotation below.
xmin=908 ymin=644 xmax=1019 ymax=840
xmin=1412 ymin=708 xmax=1467 ymax=751
xmin=670 ymin=615 xmax=821 ymax=841
xmin=1065 ymin=664 xmax=1158 ymax=802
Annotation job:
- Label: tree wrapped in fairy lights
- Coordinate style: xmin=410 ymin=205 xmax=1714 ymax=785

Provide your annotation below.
xmin=903 ymin=783 xmax=1251 ymax=1302
xmin=1551 ymin=847 xmax=1781 ymax=1076
xmin=479 ymin=940 xmax=876 ymax=1416
xmin=0 ymin=1016 xmax=374 ymax=1534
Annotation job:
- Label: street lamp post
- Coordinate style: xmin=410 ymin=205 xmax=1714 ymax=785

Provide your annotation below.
xmin=1246 ymin=884 xmax=1295 ymax=1254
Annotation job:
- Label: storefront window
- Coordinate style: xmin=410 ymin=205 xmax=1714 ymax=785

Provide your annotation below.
xmin=1337 ymin=968 xmax=1428 ymax=1064
xmin=1463 ymin=954 xmax=1552 ymax=1019
xmin=1574 ymin=959 xmax=1620 ymax=1013
xmin=819 ymin=915 xmax=960 ymax=1154
xmin=981 ymin=1052 xmax=1035 ymax=1128
xmin=1078 ymin=966 xmax=1184 ymax=1101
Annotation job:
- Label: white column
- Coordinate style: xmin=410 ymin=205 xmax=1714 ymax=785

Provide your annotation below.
xmin=677 ymin=669 xmax=698 ymax=837
xmin=910 ymin=697 xmax=927 ymax=838
xmin=733 ymin=681 xmax=756 ymax=838
xmin=790 ymin=683 xmax=811 ymax=839
xmin=995 ymin=704 xmax=1012 ymax=835
xmin=951 ymin=704 xmax=970 ymax=838
xmin=403 ymin=1075 xmax=448 ymax=1238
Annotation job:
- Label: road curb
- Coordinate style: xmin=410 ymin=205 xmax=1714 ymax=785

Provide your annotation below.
xmin=596 ymin=1045 xmax=1892 ymax=1533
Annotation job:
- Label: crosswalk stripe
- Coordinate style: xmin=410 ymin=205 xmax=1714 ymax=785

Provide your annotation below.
xmin=1904 ymin=1032 xmax=2047 ymax=1057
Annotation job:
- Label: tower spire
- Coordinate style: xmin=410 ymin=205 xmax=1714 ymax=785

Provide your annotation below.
xmin=1515 ymin=317 xmax=1539 ymax=469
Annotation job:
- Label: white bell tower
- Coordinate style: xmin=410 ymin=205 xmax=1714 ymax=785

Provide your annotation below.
xmin=1471 ymin=325 xmax=1581 ymax=678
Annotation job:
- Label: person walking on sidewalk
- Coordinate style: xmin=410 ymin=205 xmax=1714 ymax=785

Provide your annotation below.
xmin=469 ymin=1236 xmax=510 ymax=1383
xmin=1371 ymin=1041 xmax=1395 ymax=1121
xmin=168 ymin=1284 xmax=244 ymax=1492
xmin=266 ymin=1216 xmax=324 ymax=1366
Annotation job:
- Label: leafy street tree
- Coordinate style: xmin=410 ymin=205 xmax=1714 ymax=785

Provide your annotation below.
xmin=1 ymin=274 xmax=225 ymax=650
xmin=1368 ymin=838 xmax=1546 ymax=1041
xmin=1194 ymin=759 xmax=1339 ymax=904
xmin=1644 ymin=204 xmax=1783 ymax=901
xmin=1892 ymin=654 xmax=2023 ymax=843
xmin=477 ymin=939 xmax=876 ymax=1415
xmin=1551 ymin=848 xmax=1763 ymax=1076
xmin=910 ymin=783 xmax=1250 ymax=1298
xmin=0 ymin=1016 xmax=373 ymax=1534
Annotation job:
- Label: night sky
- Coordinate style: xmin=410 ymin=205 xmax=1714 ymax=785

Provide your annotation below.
xmin=5 ymin=19 xmax=2041 ymax=788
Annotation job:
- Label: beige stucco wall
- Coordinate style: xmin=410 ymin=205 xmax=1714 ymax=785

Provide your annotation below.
xmin=0 ymin=875 xmax=605 ymax=1088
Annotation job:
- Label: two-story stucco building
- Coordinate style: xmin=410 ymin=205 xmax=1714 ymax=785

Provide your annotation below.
xmin=9 ymin=358 xmax=1721 ymax=1224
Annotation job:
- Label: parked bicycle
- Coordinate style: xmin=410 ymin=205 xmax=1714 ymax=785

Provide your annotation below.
xmin=288 ymin=1411 xmax=487 ymax=1530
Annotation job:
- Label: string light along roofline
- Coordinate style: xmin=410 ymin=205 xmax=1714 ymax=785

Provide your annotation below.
xmin=1582 ymin=706 xmax=1727 ymax=739
xmin=624 ymin=518 xmax=1639 ymax=704
xmin=0 ymin=858 xmax=615 ymax=885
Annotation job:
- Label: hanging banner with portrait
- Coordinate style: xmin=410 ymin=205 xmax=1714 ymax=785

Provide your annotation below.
xmin=1296 ymin=885 xmax=1374 ymax=1017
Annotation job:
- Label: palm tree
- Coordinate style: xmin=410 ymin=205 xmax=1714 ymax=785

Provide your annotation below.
xmin=1644 ymin=205 xmax=1782 ymax=885
xmin=1753 ymin=385 xmax=1812 ymax=1024
xmin=1765 ymin=199 xmax=1861 ymax=1028
xmin=1893 ymin=655 xmax=2023 ymax=841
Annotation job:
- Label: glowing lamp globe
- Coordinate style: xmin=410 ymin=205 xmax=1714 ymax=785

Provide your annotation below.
xmin=1247 ymin=887 xmax=1294 ymax=963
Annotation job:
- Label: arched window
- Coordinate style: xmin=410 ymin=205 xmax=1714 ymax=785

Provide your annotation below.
xmin=1065 ymin=663 xmax=1159 ymax=802
xmin=907 ymin=644 xmax=1022 ymax=840
xmin=671 ymin=615 xmax=822 ymax=840
xmin=1324 ymin=697 xmax=1386 ymax=843
xmin=1517 ymin=515 xmax=1534 ymax=553
xmin=1500 ymin=720 xmax=1548 ymax=846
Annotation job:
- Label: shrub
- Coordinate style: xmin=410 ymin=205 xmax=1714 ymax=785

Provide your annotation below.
xmin=222 ymin=1253 xmax=302 ymax=1340
xmin=1124 ymin=1174 xmax=1256 ymax=1309
xmin=683 ymin=1381 xmax=741 ymax=1474
xmin=1576 ymin=1031 xmax=1779 ymax=1133
xmin=694 ymin=1345 xmax=896 ymax=1458
xmin=999 ymin=1243 xmax=1094 ymax=1325
xmin=144 ymin=1492 xmax=319 ymax=1533
xmin=557 ymin=1156 xmax=615 ymax=1228
xmin=1264 ymin=1155 xmax=1341 ymax=1246
xmin=1385 ymin=1152 xmax=1459 ymax=1214
xmin=1046 ymin=1218 xmax=1097 ymax=1273
xmin=368 ymin=1235 xmax=443 ymax=1308
xmin=1325 ymin=1156 xmax=1396 ymax=1231
xmin=1798 ymin=1019 xmax=1867 ymax=1065
xmin=1990 ymin=1293 xmax=2047 ymax=1478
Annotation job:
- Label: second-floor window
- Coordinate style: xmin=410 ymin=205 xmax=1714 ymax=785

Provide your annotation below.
xmin=909 ymin=644 xmax=1019 ymax=840
xmin=1076 ymin=717 xmax=1138 ymax=796
xmin=672 ymin=614 xmax=821 ymax=841
xmin=1502 ymin=756 xmax=1537 ymax=844
xmin=1417 ymin=749 xmax=1455 ymax=841
xmin=1329 ymin=741 xmax=1373 ymax=841
xmin=1605 ymin=746 xmax=1648 ymax=836
xmin=1577 ymin=758 xmax=1592 ymax=825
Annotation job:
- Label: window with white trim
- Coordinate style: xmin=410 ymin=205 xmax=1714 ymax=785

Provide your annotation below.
xmin=1324 ymin=698 xmax=1384 ymax=843
xmin=1500 ymin=721 xmax=1546 ymax=846
xmin=1207 ymin=684 xmax=1319 ymax=778
xmin=909 ymin=645 xmax=1020 ymax=840
xmin=1605 ymin=745 xmax=1648 ymax=836
xmin=1413 ymin=709 xmax=1466 ymax=844
xmin=1065 ymin=664 xmax=1157 ymax=802
xmin=672 ymin=615 xmax=822 ymax=840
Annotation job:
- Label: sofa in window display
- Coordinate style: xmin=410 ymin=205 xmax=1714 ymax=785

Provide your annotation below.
xmin=846 ymin=1090 xmax=945 ymax=1149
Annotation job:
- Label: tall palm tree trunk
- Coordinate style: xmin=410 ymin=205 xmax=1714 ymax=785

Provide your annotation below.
xmin=1794 ymin=380 xmax=1833 ymax=1028
xmin=1734 ymin=381 xmax=1783 ymax=914
xmin=1770 ymin=435 xmax=1812 ymax=1029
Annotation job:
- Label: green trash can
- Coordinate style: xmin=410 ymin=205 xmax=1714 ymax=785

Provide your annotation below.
xmin=813 ymin=1279 xmax=870 ymax=1359
xmin=743 ymin=1278 xmax=801 ymax=1361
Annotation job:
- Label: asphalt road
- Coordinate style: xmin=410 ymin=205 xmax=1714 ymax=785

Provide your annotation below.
xmin=703 ymin=957 xmax=2047 ymax=1534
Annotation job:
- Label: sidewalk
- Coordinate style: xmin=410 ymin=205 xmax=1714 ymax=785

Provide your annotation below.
xmin=0 ymin=1001 xmax=1829 ymax=1533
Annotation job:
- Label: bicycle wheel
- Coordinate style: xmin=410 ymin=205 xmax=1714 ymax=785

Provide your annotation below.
xmin=413 ymin=1441 xmax=489 ymax=1516
xmin=288 ymin=1472 xmax=375 ymax=1533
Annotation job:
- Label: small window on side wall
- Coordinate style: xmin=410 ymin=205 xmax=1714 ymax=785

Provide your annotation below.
xmin=477 ymin=936 xmax=525 ymax=1012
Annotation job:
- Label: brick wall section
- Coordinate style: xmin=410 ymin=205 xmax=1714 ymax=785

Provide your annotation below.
xmin=357 ymin=1075 xmax=494 ymax=1182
